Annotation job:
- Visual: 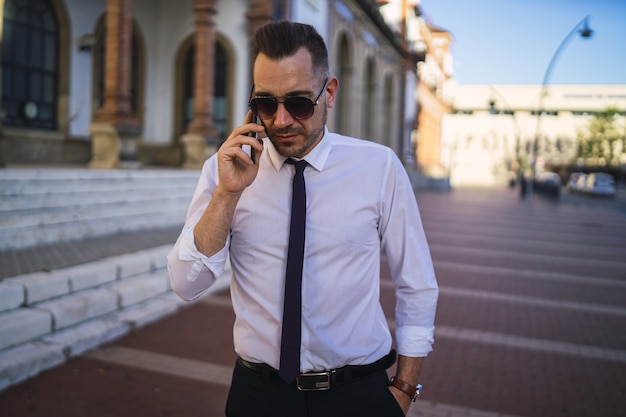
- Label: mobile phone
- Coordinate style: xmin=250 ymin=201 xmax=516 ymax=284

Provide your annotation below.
xmin=249 ymin=111 xmax=259 ymax=164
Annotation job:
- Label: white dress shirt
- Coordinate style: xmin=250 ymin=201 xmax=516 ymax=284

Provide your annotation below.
xmin=167 ymin=128 xmax=438 ymax=372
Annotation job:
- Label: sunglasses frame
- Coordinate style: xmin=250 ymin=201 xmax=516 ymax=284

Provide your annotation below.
xmin=248 ymin=78 xmax=328 ymax=120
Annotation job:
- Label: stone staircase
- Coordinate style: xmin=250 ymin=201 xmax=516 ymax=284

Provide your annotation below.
xmin=0 ymin=168 xmax=200 ymax=249
xmin=0 ymin=168 xmax=231 ymax=391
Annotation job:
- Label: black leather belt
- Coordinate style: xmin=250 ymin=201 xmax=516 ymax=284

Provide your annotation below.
xmin=237 ymin=349 xmax=396 ymax=391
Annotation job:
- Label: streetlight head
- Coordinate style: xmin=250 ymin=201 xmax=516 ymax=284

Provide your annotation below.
xmin=579 ymin=27 xmax=593 ymax=38
xmin=580 ymin=17 xmax=593 ymax=38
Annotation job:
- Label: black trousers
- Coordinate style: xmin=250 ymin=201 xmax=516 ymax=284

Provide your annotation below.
xmin=225 ymin=360 xmax=405 ymax=417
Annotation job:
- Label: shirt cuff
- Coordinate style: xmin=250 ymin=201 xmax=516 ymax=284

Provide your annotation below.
xmin=395 ymin=325 xmax=435 ymax=357
xmin=178 ymin=227 xmax=228 ymax=280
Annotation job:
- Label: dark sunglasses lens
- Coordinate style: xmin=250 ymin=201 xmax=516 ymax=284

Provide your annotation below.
xmin=250 ymin=97 xmax=315 ymax=120
xmin=251 ymin=98 xmax=277 ymax=119
xmin=284 ymin=97 xmax=315 ymax=120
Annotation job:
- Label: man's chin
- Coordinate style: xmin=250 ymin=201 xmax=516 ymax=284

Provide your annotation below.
xmin=272 ymin=141 xmax=301 ymax=158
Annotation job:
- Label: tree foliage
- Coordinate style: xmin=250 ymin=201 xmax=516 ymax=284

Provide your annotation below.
xmin=576 ymin=107 xmax=625 ymax=167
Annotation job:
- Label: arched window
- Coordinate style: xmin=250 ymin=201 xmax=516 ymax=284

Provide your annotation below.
xmin=181 ymin=40 xmax=229 ymax=142
xmin=2 ymin=0 xmax=58 ymax=129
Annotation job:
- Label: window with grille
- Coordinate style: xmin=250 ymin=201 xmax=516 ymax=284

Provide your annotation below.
xmin=1 ymin=0 xmax=58 ymax=129
xmin=183 ymin=42 xmax=228 ymax=142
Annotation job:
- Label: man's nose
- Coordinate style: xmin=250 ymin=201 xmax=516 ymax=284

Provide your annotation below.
xmin=273 ymin=102 xmax=294 ymax=127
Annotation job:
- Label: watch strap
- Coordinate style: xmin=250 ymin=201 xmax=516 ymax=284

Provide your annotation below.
xmin=389 ymin=376 xmax=421 ymax=402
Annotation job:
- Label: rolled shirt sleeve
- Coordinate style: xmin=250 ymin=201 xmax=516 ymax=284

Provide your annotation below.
xmin=167 ymin=228 xmax=229 ymax=301
xmin=167 ymin=158 xmax=229 ymax=301
xmin=395 ymin=325 xmax=435 ymax=357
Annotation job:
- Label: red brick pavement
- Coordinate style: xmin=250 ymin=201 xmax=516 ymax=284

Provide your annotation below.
xmin=0 ymin=300 xmax=235 ymax=417
xmin=1 ymin=188 xmax=625 ymax=417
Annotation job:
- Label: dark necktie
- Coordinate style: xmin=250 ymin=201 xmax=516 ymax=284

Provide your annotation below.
xmin=279 ymin=159 xmax=307 ymax=383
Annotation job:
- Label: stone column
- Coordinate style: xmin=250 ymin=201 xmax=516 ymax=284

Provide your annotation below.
xmin=88 ymin=123 xmax=120 ymax=169
xmin=245 ymin=0 xmax=272 ymax=97
xmin=246 ymin=0 xmax=273 ymax=37
xmin=181 ymin=0 xmax=220 ymax=169
xmin=90 ymin=0 xmax=140 ymax=169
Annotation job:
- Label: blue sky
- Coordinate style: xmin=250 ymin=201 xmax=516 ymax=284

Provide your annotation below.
xmin=420 ymin=0 xmax=626 ymax=85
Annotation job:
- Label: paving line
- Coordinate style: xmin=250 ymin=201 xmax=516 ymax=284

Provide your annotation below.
xmin=87 ymin=346 xmax=233 ymax=383
xmin=380 ymin=279 xmax=626 ymax=316
xmin=425 ymin=230 xmax=626 ymax=258
xmin=433 ymin=325 xmax=626 ymax=363
xmin=433 ymin=260 xmax=626 ymax=288
xmin=429 ymin=244 xmax=626 ymax=279
xmin=87 ymin=346 xmax=523 ymax=417
xmin=438 ymin=286 xmax=626 ymax=316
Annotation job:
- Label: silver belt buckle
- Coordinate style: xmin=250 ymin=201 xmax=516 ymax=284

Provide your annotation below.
xmin=296 ymin=371 xmax=333 ymax=391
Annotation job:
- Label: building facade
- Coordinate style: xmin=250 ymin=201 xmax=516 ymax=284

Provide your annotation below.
xmin=413 ymin=20 xmax=452 ymax=177
xmin=0 ymin=0 xmax=431 ymax=169
xmin=442 ymin=84 xmax=626 ymax=187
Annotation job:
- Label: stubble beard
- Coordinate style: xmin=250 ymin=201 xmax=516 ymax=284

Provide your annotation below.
xmin=267 ymin=105 xmax=327 ymax=159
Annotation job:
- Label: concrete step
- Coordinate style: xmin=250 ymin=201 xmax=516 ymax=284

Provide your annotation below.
xmin=0 ymin=203 xmax=187 ymax=249
xmin=0 ymin=167 xmax=228 ymax=392
xmin=0 ymin=245 xmax=170 ymax=350
xmin=0 ymin=243 xmax=231 ymax=391
xmin=0 ymin=168 xmax=199 ymax=250
xmin=0 ymin=185 xmax=193 ymax=212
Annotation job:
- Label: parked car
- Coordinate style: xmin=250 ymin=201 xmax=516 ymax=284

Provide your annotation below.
xmin=533 ymin=172 xmax=561 ymax=197
xmin=566 ymin=172 xmax=584 ymax=192
xmin=583 ymin=172 xmax=616 ymax=197
xmin=574 ymin=174 xmax=588 ymax=193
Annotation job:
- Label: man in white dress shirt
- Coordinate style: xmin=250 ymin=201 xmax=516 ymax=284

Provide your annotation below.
xmin=167 ymin=20 xmax=438 ymax=417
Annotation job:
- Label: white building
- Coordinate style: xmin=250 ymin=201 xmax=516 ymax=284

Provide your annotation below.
xmin=1 ymin=0 xmax=415 ymax=169
xmin=442 ymin=84 xmax=626 ymax=187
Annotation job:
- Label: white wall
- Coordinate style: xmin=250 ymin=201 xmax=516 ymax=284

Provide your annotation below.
xmin=135 ymin=0 xmax=194 ymax=144
xmin=65 ymin=0 xmax=105 ymax=138
xmin=291 ymin=0 xmax=329 ymax=41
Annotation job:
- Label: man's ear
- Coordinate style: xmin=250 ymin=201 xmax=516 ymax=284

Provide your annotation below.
xmin=325 ymin=77 xmax=339 ymax=109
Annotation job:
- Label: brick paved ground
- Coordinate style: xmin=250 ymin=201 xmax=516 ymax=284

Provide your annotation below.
xmin=1 ymin=187 xmax=625 ymax=417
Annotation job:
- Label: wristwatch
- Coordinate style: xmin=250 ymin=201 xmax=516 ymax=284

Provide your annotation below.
xmin=389 ymin=376 xmax=422 ymax=402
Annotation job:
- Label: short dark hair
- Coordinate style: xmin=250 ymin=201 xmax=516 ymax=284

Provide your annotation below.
xmin=252 ymin=21 xmax=329 ymax=79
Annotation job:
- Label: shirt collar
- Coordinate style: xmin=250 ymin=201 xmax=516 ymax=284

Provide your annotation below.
xmin=267 ymin=126 xmax=332 ymax=173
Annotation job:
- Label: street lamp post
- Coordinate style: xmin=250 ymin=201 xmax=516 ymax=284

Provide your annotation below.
xmin=529 ymin=15 xmax=594 ymax=198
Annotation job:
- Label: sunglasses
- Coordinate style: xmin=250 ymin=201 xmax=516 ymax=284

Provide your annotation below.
xmin=248 ymin=78 xmax=328 ymax=120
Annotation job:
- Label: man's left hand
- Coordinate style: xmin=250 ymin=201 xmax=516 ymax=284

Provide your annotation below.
xmin=389 ymin=386 xmax=411 ymax=415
